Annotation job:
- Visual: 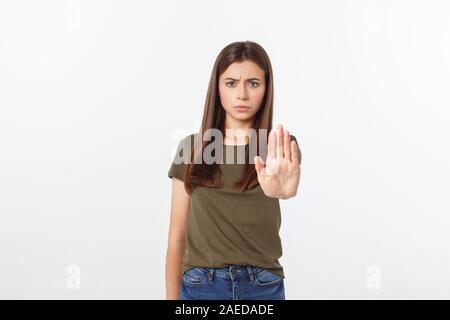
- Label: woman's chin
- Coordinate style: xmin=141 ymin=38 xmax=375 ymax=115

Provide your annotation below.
xmin=232 ymin=112 xmax=254 ymax=120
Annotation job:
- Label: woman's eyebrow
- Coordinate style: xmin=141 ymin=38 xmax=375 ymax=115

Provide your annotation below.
xmin=224 ymin=77 xmax=261 ymax=81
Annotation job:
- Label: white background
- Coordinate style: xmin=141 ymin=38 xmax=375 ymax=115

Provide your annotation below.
xmin=1 ymin=0 xmax=449 ymax=299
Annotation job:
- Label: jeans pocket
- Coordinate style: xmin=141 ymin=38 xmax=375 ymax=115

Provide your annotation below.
xmin=182 ymin=267 xmax=209 ymax=287
xmin=252 ymin=268 xmax=284 ymax=287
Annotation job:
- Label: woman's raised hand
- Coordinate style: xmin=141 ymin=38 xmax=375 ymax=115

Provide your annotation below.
xmin=254 ymin=124 xmax=301 ymax=199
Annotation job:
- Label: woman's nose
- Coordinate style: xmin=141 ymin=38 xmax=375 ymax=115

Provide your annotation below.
xmin=237 ymin=83 xmax=248 ymax=100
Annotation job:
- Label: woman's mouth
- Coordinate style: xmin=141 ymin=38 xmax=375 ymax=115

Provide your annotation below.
xmin=234 ymin=105 xmax=250 ymax=112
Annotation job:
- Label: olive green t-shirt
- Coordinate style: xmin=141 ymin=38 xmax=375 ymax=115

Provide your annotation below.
xmin=168 ymin=133 xmax=302 ymax=279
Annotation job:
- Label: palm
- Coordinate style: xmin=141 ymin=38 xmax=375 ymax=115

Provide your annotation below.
xmin=254 ymin=125 xmax=301 ymax=199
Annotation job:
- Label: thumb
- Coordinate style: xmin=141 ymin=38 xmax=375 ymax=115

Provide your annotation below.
xmin=254 ymin=156 xmax=265 ymax=174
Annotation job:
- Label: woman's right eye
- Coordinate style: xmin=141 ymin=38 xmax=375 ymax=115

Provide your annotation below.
xmin=226 ymin=82 xmax=235 ymax=87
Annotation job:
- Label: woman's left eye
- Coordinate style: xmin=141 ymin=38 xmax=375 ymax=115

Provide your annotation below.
xmin=249 ymin=82 xmax=258 ymax=87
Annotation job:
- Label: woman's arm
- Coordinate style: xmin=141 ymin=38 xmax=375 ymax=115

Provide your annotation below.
xmin=165 ymin=177 xmax=190 ymax=300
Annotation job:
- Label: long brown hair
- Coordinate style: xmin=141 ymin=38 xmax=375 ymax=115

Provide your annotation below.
xmin=183 ymin=41 xmax=274 ymax=194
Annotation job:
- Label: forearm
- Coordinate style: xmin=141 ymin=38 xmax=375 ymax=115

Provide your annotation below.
xmin=165 ymin=239 xmax=187 ymax=300
xmin=278 ymin=189 xmax=298 ymax=200
xmin=266 ymin=186 xmax=298 ymax=200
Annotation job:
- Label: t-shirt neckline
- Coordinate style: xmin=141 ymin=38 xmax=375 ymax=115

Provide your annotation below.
xmin=223 ymin=143 xmax=249 ymax=147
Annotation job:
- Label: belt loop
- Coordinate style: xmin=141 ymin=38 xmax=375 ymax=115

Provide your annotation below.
xmin=247 ymin=265 xmax=254 ymax=281
xmin=229 ymin=265 xmax=234 ymax=280
xmin=208 ymin=268 xmax=214 ymax=283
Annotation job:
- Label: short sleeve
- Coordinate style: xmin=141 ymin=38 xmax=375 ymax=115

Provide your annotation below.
xmin=168 ymin=136 xmax=190 ymax=181
xmin=290 ymin=134 xmax=302 ymax=165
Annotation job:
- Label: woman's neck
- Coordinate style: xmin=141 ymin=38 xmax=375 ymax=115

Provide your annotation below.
xmin=223 ymin=116 xmax=254 ymax=145
xmin=223 ymin=135 xmax=249 ymax=146
xmin=224 ymin=128 xmax=252 ymax=145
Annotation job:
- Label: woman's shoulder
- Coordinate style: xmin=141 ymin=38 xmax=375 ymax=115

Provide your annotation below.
xmin=177 ymin=132 xmax=198 ymax=148
xmin=288 ymin=133 xmax=302 ymax=164
xmin=288 ymin=133 xmax=298 ymax=142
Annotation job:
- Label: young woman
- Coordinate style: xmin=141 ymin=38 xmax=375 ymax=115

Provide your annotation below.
xmin=165 ymin=41 xmax=302 ymax=300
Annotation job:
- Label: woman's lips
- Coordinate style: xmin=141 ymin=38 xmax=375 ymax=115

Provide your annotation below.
xmin=234 ymin=106 xmax=250 ymax=112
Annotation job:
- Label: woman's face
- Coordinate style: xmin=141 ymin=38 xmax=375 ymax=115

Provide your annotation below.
xmin=218 ymin=60 xmax=266 ymax=127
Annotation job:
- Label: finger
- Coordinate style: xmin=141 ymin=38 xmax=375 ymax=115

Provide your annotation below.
xmin=268 ymin=129 xmax=276 ymax=158
xmin=284 ymin=129 xmax=291 ymax=160
xmin=291 ymin=140 xmax=299 ymax=165
xmin=277 ymin=124 xmax=284 ymax=158
xmin=254 ymin=156 xmax=265 ymax=174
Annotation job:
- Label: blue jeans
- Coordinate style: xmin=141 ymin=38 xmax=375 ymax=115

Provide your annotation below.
xmin=179 ymin=264 xmax=285 ymax=300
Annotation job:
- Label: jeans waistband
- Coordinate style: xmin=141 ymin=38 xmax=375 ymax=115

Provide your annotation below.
xmin=200 ymin=264 xmax=260 ymax=281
